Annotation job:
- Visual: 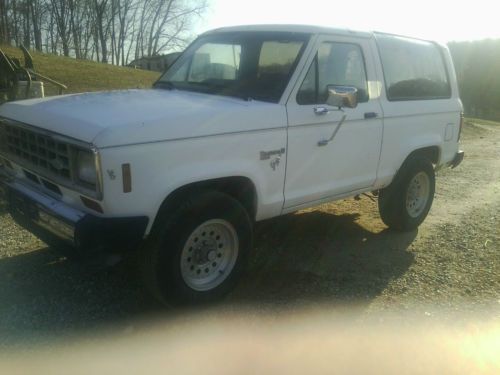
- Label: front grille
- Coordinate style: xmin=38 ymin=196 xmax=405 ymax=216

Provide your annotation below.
xmin=0 ymin=122 xmax=73 ymax=181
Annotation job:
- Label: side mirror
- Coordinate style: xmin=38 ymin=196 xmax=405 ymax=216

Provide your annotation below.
xmin=326 ymin=85 xmax=358 ymax=109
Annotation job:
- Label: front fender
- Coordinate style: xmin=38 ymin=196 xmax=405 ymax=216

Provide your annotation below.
xmin=98 ymin=129 xmax=287 ymax=234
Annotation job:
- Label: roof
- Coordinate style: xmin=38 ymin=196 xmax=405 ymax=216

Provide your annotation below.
xmin=203 ymin=24 xmax=373 ymax=39
xmin=203 ymin=25 xmax=445 ymax=45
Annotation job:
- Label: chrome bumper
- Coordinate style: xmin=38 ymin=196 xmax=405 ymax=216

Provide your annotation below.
xmin=0 ymin=167 xmax=82 ymax=243
xmin=0 ymin=166 xmax=148 ymax=252
xmin=450 ymin=150 xmax=464 ymax=169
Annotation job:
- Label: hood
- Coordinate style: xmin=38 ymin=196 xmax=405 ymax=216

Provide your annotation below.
xmin=0 ymin=89 xmax=285 ymax=148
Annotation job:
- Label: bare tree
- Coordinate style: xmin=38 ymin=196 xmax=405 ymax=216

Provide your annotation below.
xmin=50 ymin=0 xmax=71 ymax=56
xmin=0 ymin=0 xmax=9 ymax=44
xmin=113 ymin=0 xmax=135 ymax=65
xmin=0 ymin=0 xmax=207 ymax=65
xmin=92 ymin=0 xmax=109 ymax=62
xmin=29 ymin=0 xmax=46 ymax=51
xmin=143 ymin=0 xmax=206 ymax=57
xmin=68 ymin=0 xmax=81 ymax=58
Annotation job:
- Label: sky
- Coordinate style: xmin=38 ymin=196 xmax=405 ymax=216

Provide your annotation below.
xmin=195 ymin=0 xmax=500 ymax=43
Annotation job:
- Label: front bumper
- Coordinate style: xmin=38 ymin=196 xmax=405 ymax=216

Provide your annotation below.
xmin=450 ymin=150 xmax=465 ymax=169
xmin=0 ymin=167 xmax=148 ymax=253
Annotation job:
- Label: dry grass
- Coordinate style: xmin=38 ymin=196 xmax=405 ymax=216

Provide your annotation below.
xmin=465 ymin=117 xmax=500 ymax=127
xmin=0 ymin=44 xmax=160 ymax=95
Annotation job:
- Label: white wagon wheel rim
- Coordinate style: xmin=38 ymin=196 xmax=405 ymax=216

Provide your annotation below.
xmin=180 ymin=219 xmax=239 ymax=291
xmin=406 ymin=171 xmax=430 ymax=218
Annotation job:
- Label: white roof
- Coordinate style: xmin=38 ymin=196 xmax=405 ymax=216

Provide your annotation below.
xmin=204 ymin=24 xmax=373 ymax=38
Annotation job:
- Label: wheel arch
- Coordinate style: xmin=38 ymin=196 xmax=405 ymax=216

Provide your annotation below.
xmin=385 ymin=145 xmax=440 ymax=189
xmin=150 ymin=176 xmax=258 ymax=236
xmin=405 ymin=145 xmax=441 ymax=165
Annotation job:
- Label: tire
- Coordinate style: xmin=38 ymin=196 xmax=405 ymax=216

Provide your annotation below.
xmin=142 ymin=191 xmax=253 ymax=305
xmin=378 ymin=157 xmax=435 ymax=231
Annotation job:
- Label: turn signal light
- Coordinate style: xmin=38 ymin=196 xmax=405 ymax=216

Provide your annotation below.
xmin=80 ymin=196 xmax=103 ymax=214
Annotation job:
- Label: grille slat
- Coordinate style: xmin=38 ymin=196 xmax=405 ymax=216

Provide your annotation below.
xmin=0 ymin=123 xmax=74 ymax=182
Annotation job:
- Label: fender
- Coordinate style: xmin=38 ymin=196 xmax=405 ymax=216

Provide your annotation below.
xmin=98 ymin=129 xmax=288 ymax=234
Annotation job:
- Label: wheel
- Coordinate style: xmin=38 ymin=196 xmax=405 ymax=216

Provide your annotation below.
xmin=142 ymin=191 xmax=253 ymax=305
xmin=378 ymin=157 xmax=435 ymax=231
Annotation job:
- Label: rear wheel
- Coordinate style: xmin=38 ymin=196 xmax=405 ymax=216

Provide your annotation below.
xmin=378 ymin=157 xmax=435 ymax=231
xmin=142 ymin=191 xmax=252 ymax=305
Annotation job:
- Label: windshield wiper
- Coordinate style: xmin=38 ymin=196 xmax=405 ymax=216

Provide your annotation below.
xmin=194 ymin=82 xmax=255 ymax=101
xmin=154 ymin=81 xmax=177 ymax=90
xmin=155 ymin=80 xmax=257 ymax=102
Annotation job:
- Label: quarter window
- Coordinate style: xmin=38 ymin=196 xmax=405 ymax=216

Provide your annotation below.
xmin=376 ymin=34 xmax=451 ymax=100
xmin=297 ymin=42 xmax=369 ymax=105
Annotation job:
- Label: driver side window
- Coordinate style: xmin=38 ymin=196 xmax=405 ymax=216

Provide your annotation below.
xmin=297 ymin=42 xmax=369 ymax=105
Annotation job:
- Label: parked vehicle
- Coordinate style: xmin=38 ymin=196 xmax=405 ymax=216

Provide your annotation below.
xmin=0 ymin=25 xmax=464 ymax=304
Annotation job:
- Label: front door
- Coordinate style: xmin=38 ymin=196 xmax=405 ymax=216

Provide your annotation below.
xmin=284 ymin=35 xmax=384 ymax=209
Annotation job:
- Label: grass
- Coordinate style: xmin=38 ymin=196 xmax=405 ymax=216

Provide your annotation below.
xmin=1 ymin=44 xmax=160 ymax=95
xmin=465 ymin=117 xmax=500 ymax=126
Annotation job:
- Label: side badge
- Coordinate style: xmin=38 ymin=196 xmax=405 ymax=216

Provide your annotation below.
xmin=107 ymin=169 xmax=116 ymax=180
xmin=260 ymin=147 xmax=285 ymax=171
xmin=270 ymin=157 xmax=280 ymax=171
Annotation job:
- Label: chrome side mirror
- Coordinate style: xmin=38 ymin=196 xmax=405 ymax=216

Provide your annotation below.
xmin=326 ymin=85 xmax=358 ymax=109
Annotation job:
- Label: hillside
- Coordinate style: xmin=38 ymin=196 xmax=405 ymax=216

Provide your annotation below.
xmin=1 ymin=45 xmax=160 ymax=95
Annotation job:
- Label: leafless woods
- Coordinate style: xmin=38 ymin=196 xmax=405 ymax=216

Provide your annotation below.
xmin=0 ymin=0 xmax=207 ymax=64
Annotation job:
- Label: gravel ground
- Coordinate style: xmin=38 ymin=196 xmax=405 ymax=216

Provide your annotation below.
xmin=0 ymin=121 xmax=499 ymax=348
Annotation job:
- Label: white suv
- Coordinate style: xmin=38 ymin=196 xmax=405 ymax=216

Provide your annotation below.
xmin=0 ymin=25 xmax=464 ymax=304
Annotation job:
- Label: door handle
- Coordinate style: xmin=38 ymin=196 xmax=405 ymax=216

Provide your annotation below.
xmin=364 ymin=112 xmax=378 ymax=119
xmin=314 ymin=106 xmax=330 ymax=115
xmin=317 ymin=113 xmax=348 ymax=147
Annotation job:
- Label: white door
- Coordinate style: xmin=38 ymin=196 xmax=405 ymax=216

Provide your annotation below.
xmin=284 ymin=35 xmax=383 ymax=209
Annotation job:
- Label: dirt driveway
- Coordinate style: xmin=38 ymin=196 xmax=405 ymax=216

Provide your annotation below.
xmin=0 ymin=121 xmax=499 ymax=347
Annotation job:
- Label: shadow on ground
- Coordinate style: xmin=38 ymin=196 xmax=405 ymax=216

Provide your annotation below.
xmin=0 ymin=209 xmax=416 ymax=346
xmin=232 ymin=211 xmax=416 ymax=305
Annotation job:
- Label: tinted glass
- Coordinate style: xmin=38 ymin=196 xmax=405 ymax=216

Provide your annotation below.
xmin=258 ymin=41 xmax=304 ymax=76
xmin=376 ymin=35 xmax=451 ymax=100
xmin=186 ymin=43 xmax=241 ymax=82
xmin=160 ymin=32 xmax=310 ymax=103
xmin=297 ymin=42 xmax=368 ymax=105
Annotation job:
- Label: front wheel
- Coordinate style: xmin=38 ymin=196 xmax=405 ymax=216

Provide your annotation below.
xmin=179 ymin=218 xmax=240 ymax=292
xmin=142 ymin=191 xmax=253 ymax=305
xmin=378 ymin=157 xmax=435 ymax=231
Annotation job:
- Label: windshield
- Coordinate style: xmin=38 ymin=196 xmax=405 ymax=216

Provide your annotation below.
xmin=157 ymin=31 xmax=311 ymax=102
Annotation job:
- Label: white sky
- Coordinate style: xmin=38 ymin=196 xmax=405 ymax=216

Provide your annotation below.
xmin=195 ymin=0 xmax=500 ymax=43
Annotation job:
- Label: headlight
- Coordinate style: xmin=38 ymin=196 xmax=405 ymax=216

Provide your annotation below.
xmin=76 ymin=150 xmax=97 ymax=185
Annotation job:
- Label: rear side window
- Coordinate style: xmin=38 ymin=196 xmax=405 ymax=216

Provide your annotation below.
xmin=376 ymin=35 xmax=451 ymax=101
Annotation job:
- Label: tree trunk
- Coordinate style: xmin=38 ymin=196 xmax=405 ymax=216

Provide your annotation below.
xmin=22 ymin=0 xmax=31 ymax=48
xmin=0 ymin=0 xmax=9 ymax=44
xmin=94 ymin=0 xmax=108 ymax=63
xmin=30 ymin=1 xmax=43 ymax=51
xmin=69 ymin=0 xmax=81 ymax=58
xmin=152 ymin=0 xmax=174 ymax=56
xmin=12 ymin=0 xmax=19 ymax=45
